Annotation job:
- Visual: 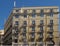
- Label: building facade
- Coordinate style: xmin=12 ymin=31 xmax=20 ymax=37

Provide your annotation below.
xmin=4 ymin=6 xmax=59 ymax=46
xmin=0 ymin=30 xmax=4 ymax=46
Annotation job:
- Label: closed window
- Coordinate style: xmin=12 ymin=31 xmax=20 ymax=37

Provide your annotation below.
xmin=23 ymin=33 xmax=26 ymax=36
xmin=38 ymin=44 xmax=43 ymax=46
xmin=32 ymin=10 xmax=36 ymax=17
xmin=40 ymin=20 xmax=44 ymax=24
xmin=40 ymin=26 xmax=43 ymax=31
xmin=16 ymin=10 xmax=19 ymax=12
xmin=24 ymin=10 xmax=27 ymax=18
xmin=23 ymin=38 xmax=26 ymax=42
xmin=15 ymin=21 xmax=19 ymax=25
xmin=15 ymin=14 xmax=19 ymax=18
xmin=24 ymin=14 xmax=27 ymax=18
xmin=50 ymin=9 xmax=53 ymax=17
xmin=23 ymin=27 xmax=26 ymax=32
xmin=24 ymin=21 xmax=27 ymax=25
xmin=50 ymin=26 xmax=53 ymax=31
xmin=31 ymin=33 xmax=35 ymax=36
xmin=14 ymin=39 xmax=18 ymax=43
xmin=47 ymin=44 xmax=54 ymax=46
xmin=50 ymin=20 xmax=53 ymax=24
xmin=40 ymin=9 xmax=44 ymax=17
xmin=32 ymin=27 xmax=35 ymax=31
xmin=15 ymin=28 xmax=18 ymax=34
xmin=32 ymin=20 xmax=35 ymax=25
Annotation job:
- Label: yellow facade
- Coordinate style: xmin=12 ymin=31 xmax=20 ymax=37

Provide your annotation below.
xmin=4 ymin=6 xmax=59 ymax=46
xmin=18 ymin=7 xmax=59 ymax=46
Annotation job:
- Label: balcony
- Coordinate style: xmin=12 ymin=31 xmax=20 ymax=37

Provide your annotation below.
xmin=47 ymin=23 xmax=53 ymax=27
xmin=36 ymin=34 xmax=43 ymax=41
xmin=46 ymin=40 xmax=55 ymax=45
xmin=47 ymin=34 xmax=53 ymax=39
xmin=29 ymin=42 xmax=35 ymax=46
xmin=20 ymin=9 xmax=24 ymax=14
xmin=19 ymin=36 xmax=23 ymax=41
xmin=49 ymin=35 xmax=53 ymax=38
xmin=47 ymin=30 xmax=53 ymax=33
xmin=19 ymin=38 xmax=23 ymax=42
xmin=36 ymin=10 xmax=41 ymax=13
xmin=53 ymin=9 xmax=59 ymax=14
xmin=14 ymin=32 xmax=19 ymax=36
xmin=20 ymin=30 xmax=26 ymax=34
xmin=37 ymin=42 xmax=43 ymax=46
xmin=38 ymin=23 xmax=44 ymax=27
xmin=44 ymin=9 xmax=50 ymax=13
xmin=13 ymin=24 xmax=18 ymax=29
xmin=29 ymin=34 xmax=35 ymax=41
xmin=29 ymin=24 xmax=35 ymax=27
xmin=27 ymin=10 xmax=33 ymax=14
xmin=38 ymin=34 xmax=43 ymax=38
xmin=29 ymin=30 xmax=35 ymax=33
xmin=14 ymin=36 xmax=18 ymax=39
xmin=22 ymin=35 xmax=26 ymax=39
xmin=31 ymin=35 xmax=35 ymax=38
xmin=37 ymin=30 xmax=43 ymax=33
xmin=29 ymin=38 xmax=35 ymax=42
xmin=21 ymin=24 xmax=27 ymax=28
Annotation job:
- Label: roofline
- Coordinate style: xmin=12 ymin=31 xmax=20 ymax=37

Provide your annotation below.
xmin=13 ymin=6 xmax=59 ymax=10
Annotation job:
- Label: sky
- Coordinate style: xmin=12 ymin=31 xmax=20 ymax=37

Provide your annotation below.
xmin=0 ymin=0 xmax=60 ymax=30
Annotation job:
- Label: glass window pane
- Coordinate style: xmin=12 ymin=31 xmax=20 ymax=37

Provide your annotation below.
xmin=50 ymin=20 xmax=53 ymax=24
xmin=40 ymin=20 xmax=43 ymax=24
xmin=32 ymin=27 xmax=35 ymax=31
xmin=32 ymin=10 xmax=36 ymax=17
xmin=24 ymin=21 xmax=27 ymax=25
xmin=50 ymin=9 xmax=53 ymax=17
xmin=15 ymin=21 xmax=19 ymax=25
xmin=24 ymin=10 xmax=27 ymax=18
xmin=15 ymin=14 xmax=19 ymax=18
xmin=40 ymin=9 xmax=44 ymax=17
xmin=32 ymin=20 xmax=35 ymax=24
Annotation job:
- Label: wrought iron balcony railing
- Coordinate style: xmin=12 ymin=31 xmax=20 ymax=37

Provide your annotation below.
xmin=29 ymin=24 xmax=35 ymax=27
xmin=48 ymin=23 xmax=53 ymax=27
xmin=38 ymin=23 xmax=44 ymax=27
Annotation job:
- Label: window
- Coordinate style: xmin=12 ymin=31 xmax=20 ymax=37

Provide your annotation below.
xmin=40 ymin=26 xmax=43 ymax=31
xmin=23 ymin=33 xmax=26 ymax=36
xmin=32 ymin=20 xmax=35 ymax=25
xmin=47 ymin=44 xmax=54 ymax=46
xmin=31 ymin=33 xmax=35 ymax=41
xmin=23 ymin=27 xmax=26 ymax=32
xmin=31 ymin=44 xmax=35 ymax=46
xmin=15 ymin=39 xmax=18 ymax=43
xmin=40 ymin=9 xmax=44 ymax=17
xmin=16 ymin=10 xmax=19 ymax=12
xmin=50 ymin=9 xmax=53 ymax=17
xmin=40 ymin=20 xmax=44 ymax=24
xmin=24 ymin=21 xmax=27 ymax=25
xmin=24 ymin=14 xmax=27 ymax=18
xmin=32 ymin=27 xmax=35 ymax=31
xmin=50 ymin=20 xmax=53 ymax=24
xmin=50 ymin=26 xmax=53 ymax=31
xmin=38 ymin=37 xmax=43 ymax=42
xmin=32 ymin=10 xmax=36 ymax=17
xmin=38 ymin=44 xmax=43 ymax=46
xmin=15 ymin=14 xmax=19 ymax=18
xmin=15 ymin=28 xmax=18 ymax=34
xmin=15 ymin=21 xmax=19 ymax=25
xmin=24 ymin=10 xmax=27 ymax=18
xmin=23 ymin=38 xmax=26 ymax=42
xmin=31 ymin=33 xmax=35 ymax=36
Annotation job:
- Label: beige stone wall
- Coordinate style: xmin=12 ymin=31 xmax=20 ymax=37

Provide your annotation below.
xmin=4 ymin=6 xmax=59 ymax=45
